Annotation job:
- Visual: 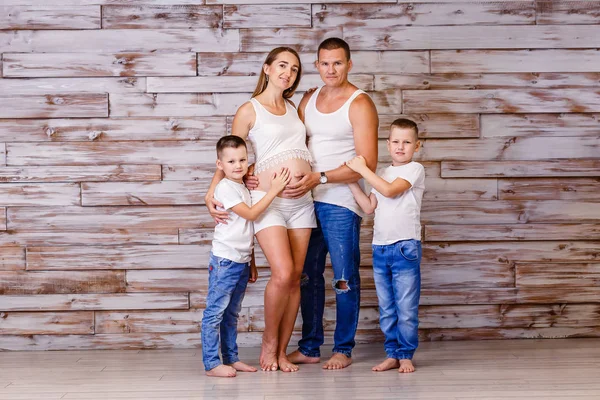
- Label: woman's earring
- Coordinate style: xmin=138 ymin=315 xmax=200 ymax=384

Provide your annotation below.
xmin=266 ymin=76 xmax=269 ymax=82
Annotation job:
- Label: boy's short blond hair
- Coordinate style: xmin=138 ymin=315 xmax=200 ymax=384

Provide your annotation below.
xmin=216 ymin=135 xmax=247 ymax=159
xmin=390 ymin=118 xmax=419 ymax=140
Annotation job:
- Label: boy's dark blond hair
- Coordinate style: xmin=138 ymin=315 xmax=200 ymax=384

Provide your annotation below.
xmin=216 ymin=135 xmax=246 ymax=159
xmin=390 ymin=118 xmax=419 ymax=140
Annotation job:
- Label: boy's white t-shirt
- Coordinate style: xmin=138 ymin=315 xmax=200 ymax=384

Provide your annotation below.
xmin=211 ymin=178 xmax=253 ymax=263
xmin=371 ymin=161 xmax=425 ymax=245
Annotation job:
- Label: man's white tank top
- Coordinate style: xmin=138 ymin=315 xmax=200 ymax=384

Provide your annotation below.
xmin=305 ymin=86 xmax=367 ymax=216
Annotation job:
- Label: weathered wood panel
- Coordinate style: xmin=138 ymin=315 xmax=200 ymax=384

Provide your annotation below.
xmin=420 ymin=288 xmax=519 ymax=306
xmin=3 ymin=53 xmax=196 ymax=78
xmin=208 ymin=0 xmax=396 ymax=3
xmin=102 ymin=5 xmax=222 ymax=29
xmin=0 ymin=230 xmax=178 ymax=246
xmin=413 ymin=136 xmax=600 ymax=161
xmin=197 ymin=51 xmax=429 ymax=76
xmin=403 ymin=89 xmax=600 ymax=114
xmin=110 ymin=93 xmax=247 ymax=117
xmin=126 ymin=269 xmax=207 ymax=293
xmin=422 ymin=162 xmax=497 ymax=201
xmin=313 ymin=3 xmax=534 ymax=27
xmin=0 ymin=117 xmax=224 ymax=142
xmin=378 ymin=114 xmax=479 ymax=139
xmin=0 ymin=165 xmax=162 ymax=182
xmin=517 ymin=287 xmax=600 ymax=304
xmin=0 ymin=311 xmax=94 ymax=335
xmin=0 ymin=208 xmax=5 ymax=231
xmin=27 ymin=245 xmax=210 ymax=270
xmin=0 ymin=293 xmax=188 ymax=311
xmin=95 ymin=309 xmax=210 ymax=334
xmin=431 ymin=49 xmax=600 ymax=73
xmin=0 ymin=6 xmax=100 ymax=30
xmin=0 ymin=183 xmax=80 ymax=206
xmin=516 ymin=263 xmax=600 ymax=288
xmin=420 ymin=304 xmax=600 ymax=329
xmin=0 ymin=143 xmax=5 ymax=165
xmin=6 ymin=206 xmax=213 ymax=231
xmin=425 ymin=224 xmax=600 ymax=242
xmin=422 ymin=201 xmax=600 ymax=224
xmin=421 ymin=327 xmax=600 ymax=341
xmin=424 ymin=241 xmax=600 ymax=264
xmin=481 ymin=113 xmax=600 ymax=138
xmin=441 ymin=160 xmax=600 ymax=178
xmin=344 ymin=25 xmax=600 ymax=50
xmin=161 ymin=166 xmax=215 ymax=182
xmin=0 ymin=247 xmax=25 ymax=271
xmin=376 ymin=73 xmax=600 ymax=90
xmin=81 ymin=181 xmax=209 ymax=206
xmin=224 ymin=4 xmax=311 ymax=28
xmin=0 ymin=77 xmax=146 ymax=95
xmin=499 ymin=178 xmax=600 ymax=201
xmin=147 ymin=74 xmax=374 ymax=93
xmin=178 ymin=228 xmax=212 ymax=245
xmin=240 ymin=28 xmax=343 ymax=52
xmin=0 ymin=29 xmax=239 ymax=53
xmin=6 ymin=142 xmax=216 ymax=166
xmin=421 ymin=262 xmax=514 ymax=288
xmin=0 ymin=270 xmax=125 ymax=295
xmin=537 ymin=1 xmax=600 ymax=25
xmin=0 ymin=94 xmax=108 ymax=119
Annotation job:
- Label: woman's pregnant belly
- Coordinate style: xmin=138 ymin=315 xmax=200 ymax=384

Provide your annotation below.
xmin=254 ymin=158 xmax=312 ymax=195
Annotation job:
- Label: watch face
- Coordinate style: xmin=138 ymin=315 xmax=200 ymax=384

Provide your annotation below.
xmin=320 ymin=175 xmax=327 ymax=184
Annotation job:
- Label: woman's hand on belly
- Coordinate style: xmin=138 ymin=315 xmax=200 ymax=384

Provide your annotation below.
xmin=256 ymin=159 xmax=311 ymax=195
xmin=281 ymin=171 xmax=320 ymax=199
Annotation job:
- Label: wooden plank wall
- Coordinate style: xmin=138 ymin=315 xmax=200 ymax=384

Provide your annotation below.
xmin=0 ymin=1 xmax=599 ymax=350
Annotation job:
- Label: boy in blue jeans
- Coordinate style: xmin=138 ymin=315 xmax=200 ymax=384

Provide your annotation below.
xmin=202 ymin=135 xmax=290 ymax=377
xmin=346 ymin=118 xmax=425 ymax=373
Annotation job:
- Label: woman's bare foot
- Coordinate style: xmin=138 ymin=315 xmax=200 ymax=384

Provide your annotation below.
xmin=278 ymin=354 xmax=299 ymax=373
xmin=323 ymin=353 xmax=352 ymax=370
xmin=287 ymin=350 xmax=320 ymax=364
xmin=206 ymin=364 xmax=236 ymax=378
xmin=260 ymin=341 xmax=279 ymax=372
xmin=372 ymin=358 xmax=400 ymax=372
xmin=398 ymin=359 xmax=415 ymax=373
xmin=228 ymin=361 xmax=257 ymax=372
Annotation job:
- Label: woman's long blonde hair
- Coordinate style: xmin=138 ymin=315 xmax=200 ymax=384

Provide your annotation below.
xmin=252 ymin=47 xmax=302 ymax=99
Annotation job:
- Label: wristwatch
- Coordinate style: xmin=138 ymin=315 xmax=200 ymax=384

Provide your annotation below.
xmin=319 ymin=172 xmax=328 ymax=184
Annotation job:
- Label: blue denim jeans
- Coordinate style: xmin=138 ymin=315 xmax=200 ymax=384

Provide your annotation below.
xmin=298 ymin=202 xmax=362 ymax=358
xmin=201 ymin=253 xmax=249 ymax=371
xmin=372 ymin=239 xmax=421 ymax=360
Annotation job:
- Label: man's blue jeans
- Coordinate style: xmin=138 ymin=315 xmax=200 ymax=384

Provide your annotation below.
xmin=201 ymin=253 xmax=249 ymax=371
xmin=372 ymin=239 xmax=421 ymax=360
xmin=298 ymin=202 xmax=362 ymax=358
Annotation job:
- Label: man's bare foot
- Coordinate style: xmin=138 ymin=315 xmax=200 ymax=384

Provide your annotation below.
xmin=398 ymin=359 xmax=415 ymax=373
xmin=259 ymin=341 xmax=279 ymax=372
xmin=278 ymin=354 xmax=299 ymax=373
xmin=287 ymin=350 xmax=320 ymax=364
xmin=228 ymin=361 xmax=257 ymax=372
xmin=206 ymin=364 xmax=236 ymax=378
xmin=372 ymin=358 xmax=400 ymax=372
xmin=323 ymin=353 xmax=352 ymax=370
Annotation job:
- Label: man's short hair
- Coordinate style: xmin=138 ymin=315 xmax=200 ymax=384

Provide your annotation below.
xmin=390 ymin=118 xmax=419 ymax=140
xmin=216 ymin=135 xmax=247 ymax=159
xmin=318 ymin=37 xmax=351 ymax=61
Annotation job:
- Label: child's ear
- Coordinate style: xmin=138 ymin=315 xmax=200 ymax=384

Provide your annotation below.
xmin=216 ymin=159 xmax=223 ymax=171
xmin=415 ymin=140 xmax=422 ymax=151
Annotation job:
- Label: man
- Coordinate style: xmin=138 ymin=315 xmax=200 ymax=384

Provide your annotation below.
xmin=285 ymin=37 xmax=379 ymax=370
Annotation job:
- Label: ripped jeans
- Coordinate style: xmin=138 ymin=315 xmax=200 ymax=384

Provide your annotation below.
xmin=297 ymin=202 xmax=361 ymax=358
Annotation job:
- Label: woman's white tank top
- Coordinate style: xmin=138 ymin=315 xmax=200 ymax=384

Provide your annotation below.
xmin=304 ymin=86 xmax=367 ymax=216
xmin=246 ymin=98 xmax=312 ymax=174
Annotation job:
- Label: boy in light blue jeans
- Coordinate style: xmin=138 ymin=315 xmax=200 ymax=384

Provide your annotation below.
xmin=346 ymin=118 xmax=425 ymax=373
xmin=202 ymin=135 xmax=290 ymax=377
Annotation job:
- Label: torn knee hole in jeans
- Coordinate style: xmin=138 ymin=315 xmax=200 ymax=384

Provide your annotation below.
xmin=332 ymin=279 xmax=350 ymax=294
xmin=300 ymin=273 xmax=310 ymax=286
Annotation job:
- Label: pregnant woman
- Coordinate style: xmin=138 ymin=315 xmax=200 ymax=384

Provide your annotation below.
xmin=205 ymin=47 xmax=315 ymax=373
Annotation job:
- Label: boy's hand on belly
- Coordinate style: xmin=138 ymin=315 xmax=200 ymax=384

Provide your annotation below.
xmin=281 ymin=171 xmax=319 ymax=199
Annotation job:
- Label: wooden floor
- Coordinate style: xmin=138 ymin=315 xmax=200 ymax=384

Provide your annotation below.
xmin=1 ymin=339 xmax=599 ymax=399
